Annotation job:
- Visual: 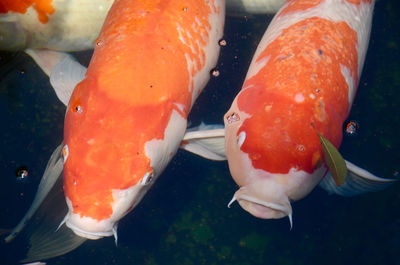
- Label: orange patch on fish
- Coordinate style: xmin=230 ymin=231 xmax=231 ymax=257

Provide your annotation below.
xmin=64 ymin=78 xmax=179 ymax=220
xmin=237 ymin=17 xmax=358 ymax=174
xmin=63 ymin=0 xmax=218 ymax=221
xmin=279 ymin=0 xmax=322 ymax=16
xmin=92 ymin=0 xmax=215 ymax=107
xmin=0 ymin=0 xmax=54 ymax=23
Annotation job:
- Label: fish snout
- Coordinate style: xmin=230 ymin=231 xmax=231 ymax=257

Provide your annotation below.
xmin=62 ymin=197 xmax=118 ymax=240
xmin=62 ymin=182 xmax=146 ymax=240
xmin=229 ymin=186 xmax=293 ymax=226
xmin=64 ymin=210 xmax=117 ymax=240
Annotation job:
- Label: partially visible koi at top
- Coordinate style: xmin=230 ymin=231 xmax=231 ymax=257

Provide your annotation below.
xmin=0 ymin=0 xmax=55 ymax=23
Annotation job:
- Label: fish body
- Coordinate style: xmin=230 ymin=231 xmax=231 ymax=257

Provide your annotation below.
xmin=223 ymin=0 xmax=375 ymax=220
xmin=0 ymin=0 xmax=112 ymax=51
xmin=62 ymin=0 xmax=225 ymax=239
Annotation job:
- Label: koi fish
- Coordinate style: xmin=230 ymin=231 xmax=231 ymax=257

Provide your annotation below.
xmin=183 ymin=0 xmax=395 ymax=225
xmin=0 ymin=0 xmax=112 ymax=77
xmin=3 ymin=0 xmax=225 ymax=261
xmin=60 ymin=0 xmax=225 ymax=240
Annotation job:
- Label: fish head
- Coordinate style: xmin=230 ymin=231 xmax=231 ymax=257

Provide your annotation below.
xmin=61 ymin=78 xmax=187 ymax=240
xmin=224 ymin=91 xmax=329 ymax=223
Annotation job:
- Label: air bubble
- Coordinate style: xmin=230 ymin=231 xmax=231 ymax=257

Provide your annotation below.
xmin=219 ymin=39 xmax=227 ymax=46
xmin=16 ymin=166 xmax=28 ymax=181
xmin=345 ymin=120 xmax=359 ymax=136
xmin=211 ymin=69 xmax=220 ymax=77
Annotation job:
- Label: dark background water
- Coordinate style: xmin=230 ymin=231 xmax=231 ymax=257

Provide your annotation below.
xmin=0 ymin=1 xmax=399 ymax=264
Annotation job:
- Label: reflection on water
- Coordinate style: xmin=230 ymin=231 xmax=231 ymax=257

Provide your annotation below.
xmin=0 ymin=1 xmax=399 ymax=264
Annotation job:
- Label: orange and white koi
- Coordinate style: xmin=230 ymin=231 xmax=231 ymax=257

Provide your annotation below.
xmin=183 ymin=0 xmax=394 ymax=225
xmin=222 ymin=0 xmax=395 ymax=224
xmin=56 ymin=0 xmax=225 ymax=240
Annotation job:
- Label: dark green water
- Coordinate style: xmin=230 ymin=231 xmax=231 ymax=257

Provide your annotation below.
xmin=0 ymin=1 xmax=399 ymax=264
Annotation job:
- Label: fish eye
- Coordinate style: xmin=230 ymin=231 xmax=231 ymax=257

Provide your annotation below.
xmin=226 ymin=112 xmax=240 ymax=124
xmin=73 ymin=105 xmax=83 ymax=114
xmin=140 ymin=171 xmax=154 ymax=186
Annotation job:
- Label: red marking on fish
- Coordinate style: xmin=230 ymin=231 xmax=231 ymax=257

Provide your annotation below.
xmin=237 ymin=17 xmax=358 ymax=174
xmin=0 ymin=0 xmax=55 ymax=23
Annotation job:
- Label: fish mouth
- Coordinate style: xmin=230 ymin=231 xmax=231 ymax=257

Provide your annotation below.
xmin=65 ymin=219 xmax=115 ymax=240
xmin=228 ymin=192 xmax=293 ymax=228
xmin=60 ymin=210 xmax=118 ymax=241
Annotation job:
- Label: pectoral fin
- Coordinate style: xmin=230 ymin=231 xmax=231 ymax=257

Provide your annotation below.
xmin=3 ymin=143 xmax=86 ymax=262
xmin=49 ymin=55 xmax=87 ymax=106
xmin=20 ymin=176 xmax=86 ymax=263
xmin=319 ymin=160 xmax=396 ymax=196
xmin=181 ymin=124 xmax=226 ymax=161
xmin=24 ymin=49 xmax=72 ymax=77
xmin=24 ymin=49 xmax=87 ymax=106
xmin=4 ymin=143 xmax=64 ymax=243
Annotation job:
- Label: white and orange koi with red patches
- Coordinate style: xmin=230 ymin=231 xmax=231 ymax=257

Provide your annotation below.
xmin=61 ymin=0 xmax=225 ymax=239
xmin=224 ymin=0 xmax=375 ymax=222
